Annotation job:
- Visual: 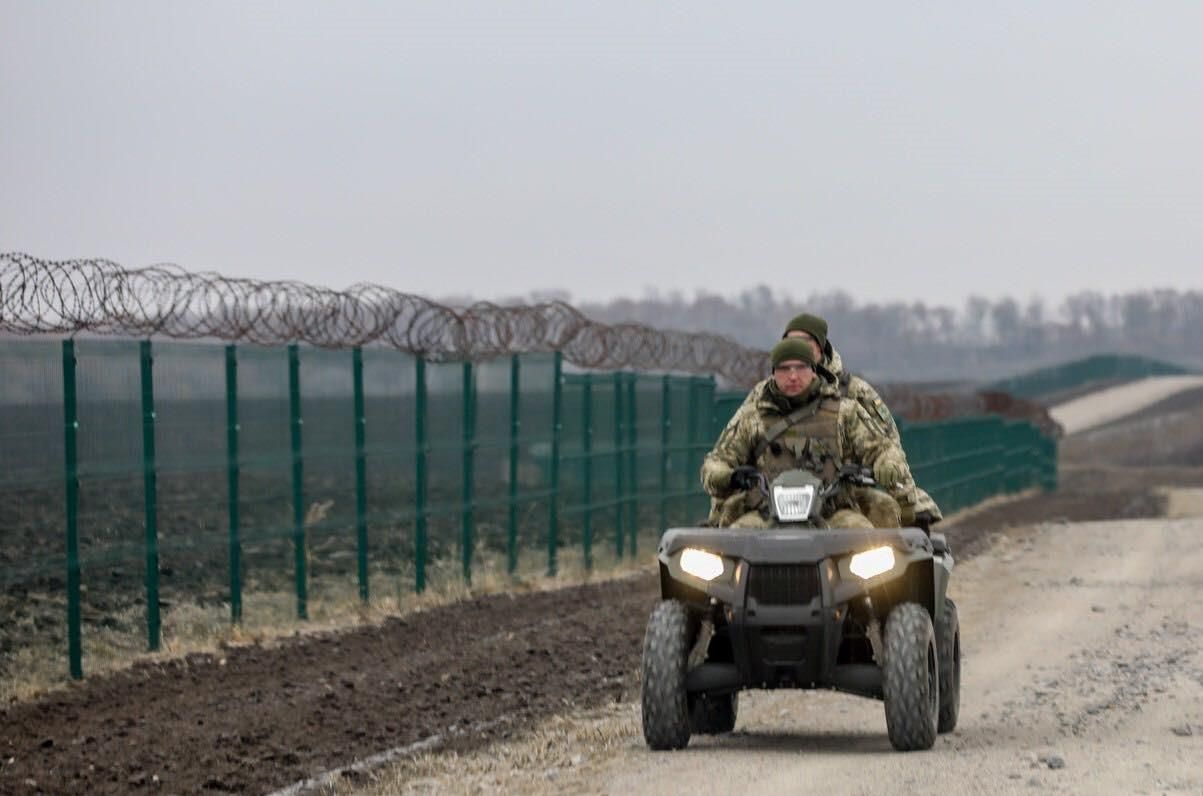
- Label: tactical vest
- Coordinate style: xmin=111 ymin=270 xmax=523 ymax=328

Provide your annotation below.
xmin=752 ymin=397 xmax=843 ymax=484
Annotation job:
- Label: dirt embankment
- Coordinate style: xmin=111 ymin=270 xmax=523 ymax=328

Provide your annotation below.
xmin=1049 ymin=376 xmax=1203 ymax=435
xmin=3 ymin=386 xmax=1203 ymax=795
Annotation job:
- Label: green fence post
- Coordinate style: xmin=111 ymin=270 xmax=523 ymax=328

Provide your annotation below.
xmin=62 ymin=340 xmax=82 ymax=679
xmin=288 ymin=343 xmax=307 ymax=620
xmin=507 ymin=355 xmax=520 ymax=574
xmin=581 ymin=374 xmax=593 ymax=571
xmin=353 ymin=347 xmax=369 ymax=602
xmin=461 ymin=361 xmax=475 ymax=584
xmin=1043 ymin=433 xmax=1059 ymax=492
xmin=224 ymin=345 xmax=242 ymax=624
xmin=659 ymin=375 xmax=670 ymax=534
xmin=613 ymin=371 xmax=624 ymax=558
xmin=686 ymin=378 xmax=700 ymax=521
xmin=626 ymin=373 xmax=638 ymax=556
xmin=139 ymin=340 xmax=161 ymax=651
xmin=702 ymin=377 xmax=716 ymax=516
xmin=414 ymin=357 xmax=428 ymax=593
xmin=548 ymin=352 xmax=563 ymax=577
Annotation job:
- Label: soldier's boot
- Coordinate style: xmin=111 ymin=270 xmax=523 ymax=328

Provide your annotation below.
xmin=913 ymin=486 xmax=943 ymax=523
xmin=853 ymin=486 xmax=903 ymax=528
xmin=826 ymin=508 xmax=875 ymax=529
xmin=730 ymin=510 xmax=771 ymax=529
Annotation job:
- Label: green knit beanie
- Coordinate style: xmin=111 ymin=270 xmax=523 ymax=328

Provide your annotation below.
xmin=770 ymin=338 xmax=818 ymax=369
xmin=782 ymin=312 xmax=828 ymax=354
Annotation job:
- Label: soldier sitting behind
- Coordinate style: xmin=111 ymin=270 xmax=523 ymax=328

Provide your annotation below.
xmin=701 ymin=338 xmax=911 ymax=530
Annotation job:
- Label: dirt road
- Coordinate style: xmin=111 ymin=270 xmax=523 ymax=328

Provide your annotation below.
xmin=423 ymin=511 xmax=1201 ymax=796
xmin=1050 ymin=376 xmax=1203 ymax=434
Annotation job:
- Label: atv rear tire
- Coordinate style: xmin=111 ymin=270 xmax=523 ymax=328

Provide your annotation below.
xmin=882 ymin=602 xmax=939 ymax=751
xmin=641 ymin=599 xmax=695 ymax=750
xmin=937 ymin=597 xmax=961 ymax=733
xmin=690 ymin=692 xmax=738 ymax=735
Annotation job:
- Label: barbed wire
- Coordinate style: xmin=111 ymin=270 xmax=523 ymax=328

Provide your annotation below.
xmin=1 ymin=253 xmax=771 ymax=386
xmin=0 ymin=252 xmax=1061 ymax=432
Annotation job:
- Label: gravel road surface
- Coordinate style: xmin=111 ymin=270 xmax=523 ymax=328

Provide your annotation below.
xmin=1050 ymin=376 xmax=1203 ymax=434
xmin=434 ymin=512 xmax=1202 ymax=796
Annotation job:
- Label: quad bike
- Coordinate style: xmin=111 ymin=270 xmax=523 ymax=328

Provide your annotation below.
xmin=641 ymin=466 xmax=960 ymax=751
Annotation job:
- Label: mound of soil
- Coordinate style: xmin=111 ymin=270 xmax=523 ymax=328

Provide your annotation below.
xmin=1 ymin=578 xmax=656 ymax=795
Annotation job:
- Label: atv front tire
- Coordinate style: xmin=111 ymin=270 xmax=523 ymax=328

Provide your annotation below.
xmin=641 ymin=599 xmax=695 ymax=750
xmin=882 ymin=602 xmax=939 ymax=751
xmin=937 ymin=597 xmax=961 ymax=733
xmin=690 ymin=692 xmax=738 ymax=735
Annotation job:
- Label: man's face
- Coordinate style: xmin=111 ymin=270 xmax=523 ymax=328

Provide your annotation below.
xmin=785 ymin=330 xmax=823 ymax=363
xmin=772 ymin=359 xmax=815 ymax=397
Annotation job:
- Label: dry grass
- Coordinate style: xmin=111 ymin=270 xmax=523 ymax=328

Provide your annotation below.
xmin=1 ymin=543 xmax=654 ymax=704
xmin=334 ymin=702 xmax=642 ymax=796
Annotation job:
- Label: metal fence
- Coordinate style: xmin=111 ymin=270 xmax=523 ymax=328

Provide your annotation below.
xmin=2 ymin=338 xmax=1054 ymax=680
xmin=987 ymin=354 xmax=1194 ymax=399
xmin=897 ymin=416 xmax=1056 ymax=511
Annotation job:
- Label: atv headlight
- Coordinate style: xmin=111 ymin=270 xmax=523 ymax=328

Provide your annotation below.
xmin=772 ymin=484 xmax=816 ymax=522
xmin=679 ymin=548 xmax=725 ymax=581
xmin=849 ymin=546 xmax=895 ymax=580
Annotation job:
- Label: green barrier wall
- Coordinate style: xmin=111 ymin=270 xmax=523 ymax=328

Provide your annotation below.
xmin=1 ymin=339 xmax=1055 ymax=680
xmin=898 ymin=416 xmax=1056 ymax=513
xmin=988 ymin=354 xmax=1194 ymax=399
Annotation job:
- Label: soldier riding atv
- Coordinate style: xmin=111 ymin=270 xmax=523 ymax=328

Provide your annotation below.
xmin=640 ymin=338 xmax=960 ymax=751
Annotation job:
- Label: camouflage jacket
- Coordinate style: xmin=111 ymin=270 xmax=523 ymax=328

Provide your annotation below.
xmin=701 ymin=377 xmax=914 ymax=517
xmin=734 ymin=349 xmax=897 ymax=441
xmin=826 ymin=350 xmax=900 ymax=441
xmin=723 ymin=347 xmax=941 ymax=520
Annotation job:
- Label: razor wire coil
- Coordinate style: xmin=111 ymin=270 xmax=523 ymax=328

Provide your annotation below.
xmin=0 ymin=253 xmax=770 ymax=386
xmin=0 ymin=252 xmax=1061 ymax=432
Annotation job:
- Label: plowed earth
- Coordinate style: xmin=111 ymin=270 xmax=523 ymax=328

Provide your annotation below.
xmin=3 ymin=388 xmax=1202 ymax=795
xmin=0 ymin=579 xmax=651 ymax=795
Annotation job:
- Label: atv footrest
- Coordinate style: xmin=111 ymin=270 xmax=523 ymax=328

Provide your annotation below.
xmin=686 ymin=663 xmax=740 ymax=694
xmin=831 ymin=663 xmax=883 ymax=698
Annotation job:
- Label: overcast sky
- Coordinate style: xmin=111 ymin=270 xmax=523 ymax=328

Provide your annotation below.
xmin=3 ymin=2 xmax=1202 ymax=309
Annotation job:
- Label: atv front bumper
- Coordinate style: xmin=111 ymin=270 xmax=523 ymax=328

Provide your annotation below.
xmin=657 ymin=527 xmax=950 ymax=694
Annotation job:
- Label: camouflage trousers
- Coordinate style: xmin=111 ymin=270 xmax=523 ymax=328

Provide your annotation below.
xmin=729 ymin=508 xmax=874 ymax=530
xmin=851 ymin=486 xmax=902 ymax=528
xmin=912 ymin=486 xmax=943 ymax=523
xmin=711 ymin=486 xmax=902 ymax=529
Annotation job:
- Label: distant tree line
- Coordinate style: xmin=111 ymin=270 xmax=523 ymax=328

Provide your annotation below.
xmin=568 ymin=288 xmax=1203 ymax=384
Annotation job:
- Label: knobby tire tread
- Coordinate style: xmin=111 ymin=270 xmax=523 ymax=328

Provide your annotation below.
xmin=641 ymin=599 xmax=694 ymax=750
xmin=882 ymin=601 xmax=939 ymax=751
xmin=937 ymin=597 xmax=961 ymax=733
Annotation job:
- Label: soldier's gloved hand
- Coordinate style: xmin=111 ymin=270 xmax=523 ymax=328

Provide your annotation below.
xmin=913 ymin=510 xmax=936 ymax=533
xmin=873 ymin=458 xmax=903 ymax=489
xmin=729 ymin=466 xmax=760 ymax=491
